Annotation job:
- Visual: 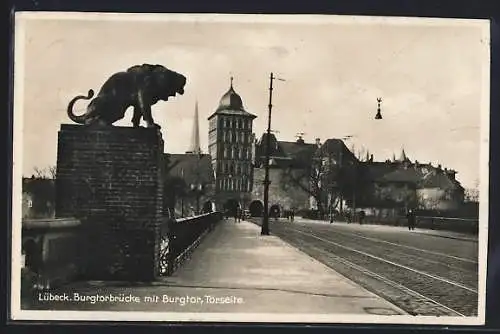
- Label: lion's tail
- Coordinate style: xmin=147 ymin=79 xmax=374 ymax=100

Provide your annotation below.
xmin=67 ymin=89 xmax=95 ymax=124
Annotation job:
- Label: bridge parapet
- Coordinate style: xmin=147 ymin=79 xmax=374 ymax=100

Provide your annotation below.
xmin=21 ymin=218 xmax=82 ymax=294
xmin=159 ymin=211 xmax=223 ymax=276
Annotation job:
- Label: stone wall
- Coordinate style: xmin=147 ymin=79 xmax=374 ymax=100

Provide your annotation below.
xmin=55 ymin=124 xmax=164 ymax=281
xmin=252 ymin=167 xmax=310 ymax=211
xmin=22 ymin=218 xmax=81 ymax=294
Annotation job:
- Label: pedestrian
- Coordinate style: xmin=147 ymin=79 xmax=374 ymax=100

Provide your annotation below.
xmin=359 ymin=211 xmax=365 ymax=225
xmin=234 ymin=207 xmax=239 ymax=223
xmin=407 ymin=209 xmax=416 ymax=230
xmin=290 ymin=209 xmax=295 ymax=222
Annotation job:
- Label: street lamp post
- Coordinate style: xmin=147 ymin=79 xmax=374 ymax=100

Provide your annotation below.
xmin=261 ymin=72 xmax=275 ymax=235
xmin=261 ymin=72 xmax=285 ymax=235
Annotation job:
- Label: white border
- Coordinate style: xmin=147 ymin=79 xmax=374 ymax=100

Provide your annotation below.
xmin=10 ymin=12 xmax=490 ymax=326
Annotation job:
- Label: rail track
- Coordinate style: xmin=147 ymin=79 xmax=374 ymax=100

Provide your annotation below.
xmin=248 ymin=218 xmax=478 ymax=317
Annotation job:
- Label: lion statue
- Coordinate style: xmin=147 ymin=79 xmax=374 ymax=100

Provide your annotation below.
xmin=67 ymin=64 xmax=186 ymax=129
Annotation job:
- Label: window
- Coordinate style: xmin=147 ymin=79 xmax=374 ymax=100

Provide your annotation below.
xmin=236 ymin=165 xmax=241 ymax=175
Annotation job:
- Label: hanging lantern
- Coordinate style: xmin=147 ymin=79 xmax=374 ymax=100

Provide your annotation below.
xmin=375 ymin=97 xmax=383 ymax=119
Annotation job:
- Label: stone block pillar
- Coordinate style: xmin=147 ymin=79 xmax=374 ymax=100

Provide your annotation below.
xmin=55 ymin=124 xmax=164 ymax=281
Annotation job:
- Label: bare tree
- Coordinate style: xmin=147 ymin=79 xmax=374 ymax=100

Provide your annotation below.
xmin=32 ymin=166 xmax=57 ymax=179
xmin=48 ymin=166 xmax=57 ymax=179
xmin=464 ymin=188 xmax=479 ymax=203
xmin=280 ymin=151 xmax=344 ymax=218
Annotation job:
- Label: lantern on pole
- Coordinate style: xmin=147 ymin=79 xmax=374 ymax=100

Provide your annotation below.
xmin=375 ymin=97 xmax=383 ymax=120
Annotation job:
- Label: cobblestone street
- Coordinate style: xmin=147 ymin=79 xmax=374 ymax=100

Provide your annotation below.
xmin=249 ymin=218 xmax=479 ymax=316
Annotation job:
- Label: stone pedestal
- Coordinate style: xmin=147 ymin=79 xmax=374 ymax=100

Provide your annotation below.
xmin=55 ymin=124 xmax=164 ymax=281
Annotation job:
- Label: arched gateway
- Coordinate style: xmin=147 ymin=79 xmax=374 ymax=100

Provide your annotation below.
xmin=249 ymin=200 xmax=264 ymax=217
xmin=223 ymin=199 xmax=240 ymax=217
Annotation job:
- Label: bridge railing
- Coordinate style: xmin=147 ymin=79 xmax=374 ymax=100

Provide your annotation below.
xmin=413 ymin=216 xmax=479 ymax=235
xmin=159 ymin=211 xmax=223 ymax=276
xmin=362 ymin=214 xmax=479 ymax=235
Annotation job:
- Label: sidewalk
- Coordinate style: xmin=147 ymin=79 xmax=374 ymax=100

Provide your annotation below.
xmin=295 ymin=217 xmax=478 ymax=242
xmin=26 ymin=220 xmax=406 ymax=315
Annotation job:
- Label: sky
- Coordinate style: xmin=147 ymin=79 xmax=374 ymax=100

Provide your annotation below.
xmin=15 ymin=13 xmax=490 ymax=189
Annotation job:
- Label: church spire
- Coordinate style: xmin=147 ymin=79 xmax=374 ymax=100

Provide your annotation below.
xmin=188 ymin=100 xmax=201 ymax=155
xmin=399 ymin=147 xmax=409 ymax=162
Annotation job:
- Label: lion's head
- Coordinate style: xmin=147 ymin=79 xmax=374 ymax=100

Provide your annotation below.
xmin=127 ymin=64 xmax=186 ymax=102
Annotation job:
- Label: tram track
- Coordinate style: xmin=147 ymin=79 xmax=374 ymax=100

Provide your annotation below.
xmin=248 ymin=218 xmax=478 ymax=316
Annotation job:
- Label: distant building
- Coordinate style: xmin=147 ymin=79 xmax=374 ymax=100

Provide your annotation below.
xmin=206 ymin=78 xmax=257 ymax=215
xmin=357 ymin=150 xmax=465 ymax=217
xmin=163 ymin=152 xmax=215 ymax=217
xmin=24 ymin=80 xmax=467 ymax=221
xmin=172 ymin=81 xmax=468 ymax=219
xmin=251 ymin=133 xmax=318 ymax=216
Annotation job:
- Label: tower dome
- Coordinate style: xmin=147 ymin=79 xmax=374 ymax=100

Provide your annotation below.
xmin=216 ymin=77 xmax=245 ymax=112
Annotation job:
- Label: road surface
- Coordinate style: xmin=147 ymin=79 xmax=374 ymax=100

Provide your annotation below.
xmin=249 ymin=217 xmax=479 ymax=317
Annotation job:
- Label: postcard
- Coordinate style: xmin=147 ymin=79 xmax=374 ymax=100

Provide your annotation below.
xmin=11 ymin=12 xmax=490 ymax=325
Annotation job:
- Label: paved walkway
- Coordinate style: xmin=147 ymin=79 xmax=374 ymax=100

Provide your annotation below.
xmin=294 ymin=217 xmax=478 ymax=242
xmin=26 ymin=220 xmax=406 ymax=316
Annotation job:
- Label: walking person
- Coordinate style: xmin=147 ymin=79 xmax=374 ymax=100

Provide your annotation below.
xmin=239 ymin=207 xmax=244 ymax=222
xmin=234 ymin=206 xmax=240 ymax=223
xmin=407 ymin=209 xmax=416 ymax=230
xmin=290 ymin=208 xmax=295 ymax=223
xmin=359 ymin=210 xmax=365 ymax=225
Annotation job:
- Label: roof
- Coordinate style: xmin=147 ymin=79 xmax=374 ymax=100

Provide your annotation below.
xmin=279 ymin=141 xmax=317 ymax=164
xmin=317 ymin=139 xmax=358 ymax=163
xmin=164 ymin=153 xmax=215 ymax=185
xmin=362 ymin=162 xmax=398 ymax=180
xmin=255 ymin=133 xmax=318 ymax=168
xmin=361 ymin=160 xmax=464 ymax=190
xmin=376 ymin=167 xmax=424 ymax=184
xmin=207 ymin=82 xmax=257 ymax=120
xmin=420 ymin=171 xmax=464 ymax=190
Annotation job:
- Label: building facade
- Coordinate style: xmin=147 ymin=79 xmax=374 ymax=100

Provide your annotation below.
xmin=207 ymin=79 xmax=257 ymax=214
